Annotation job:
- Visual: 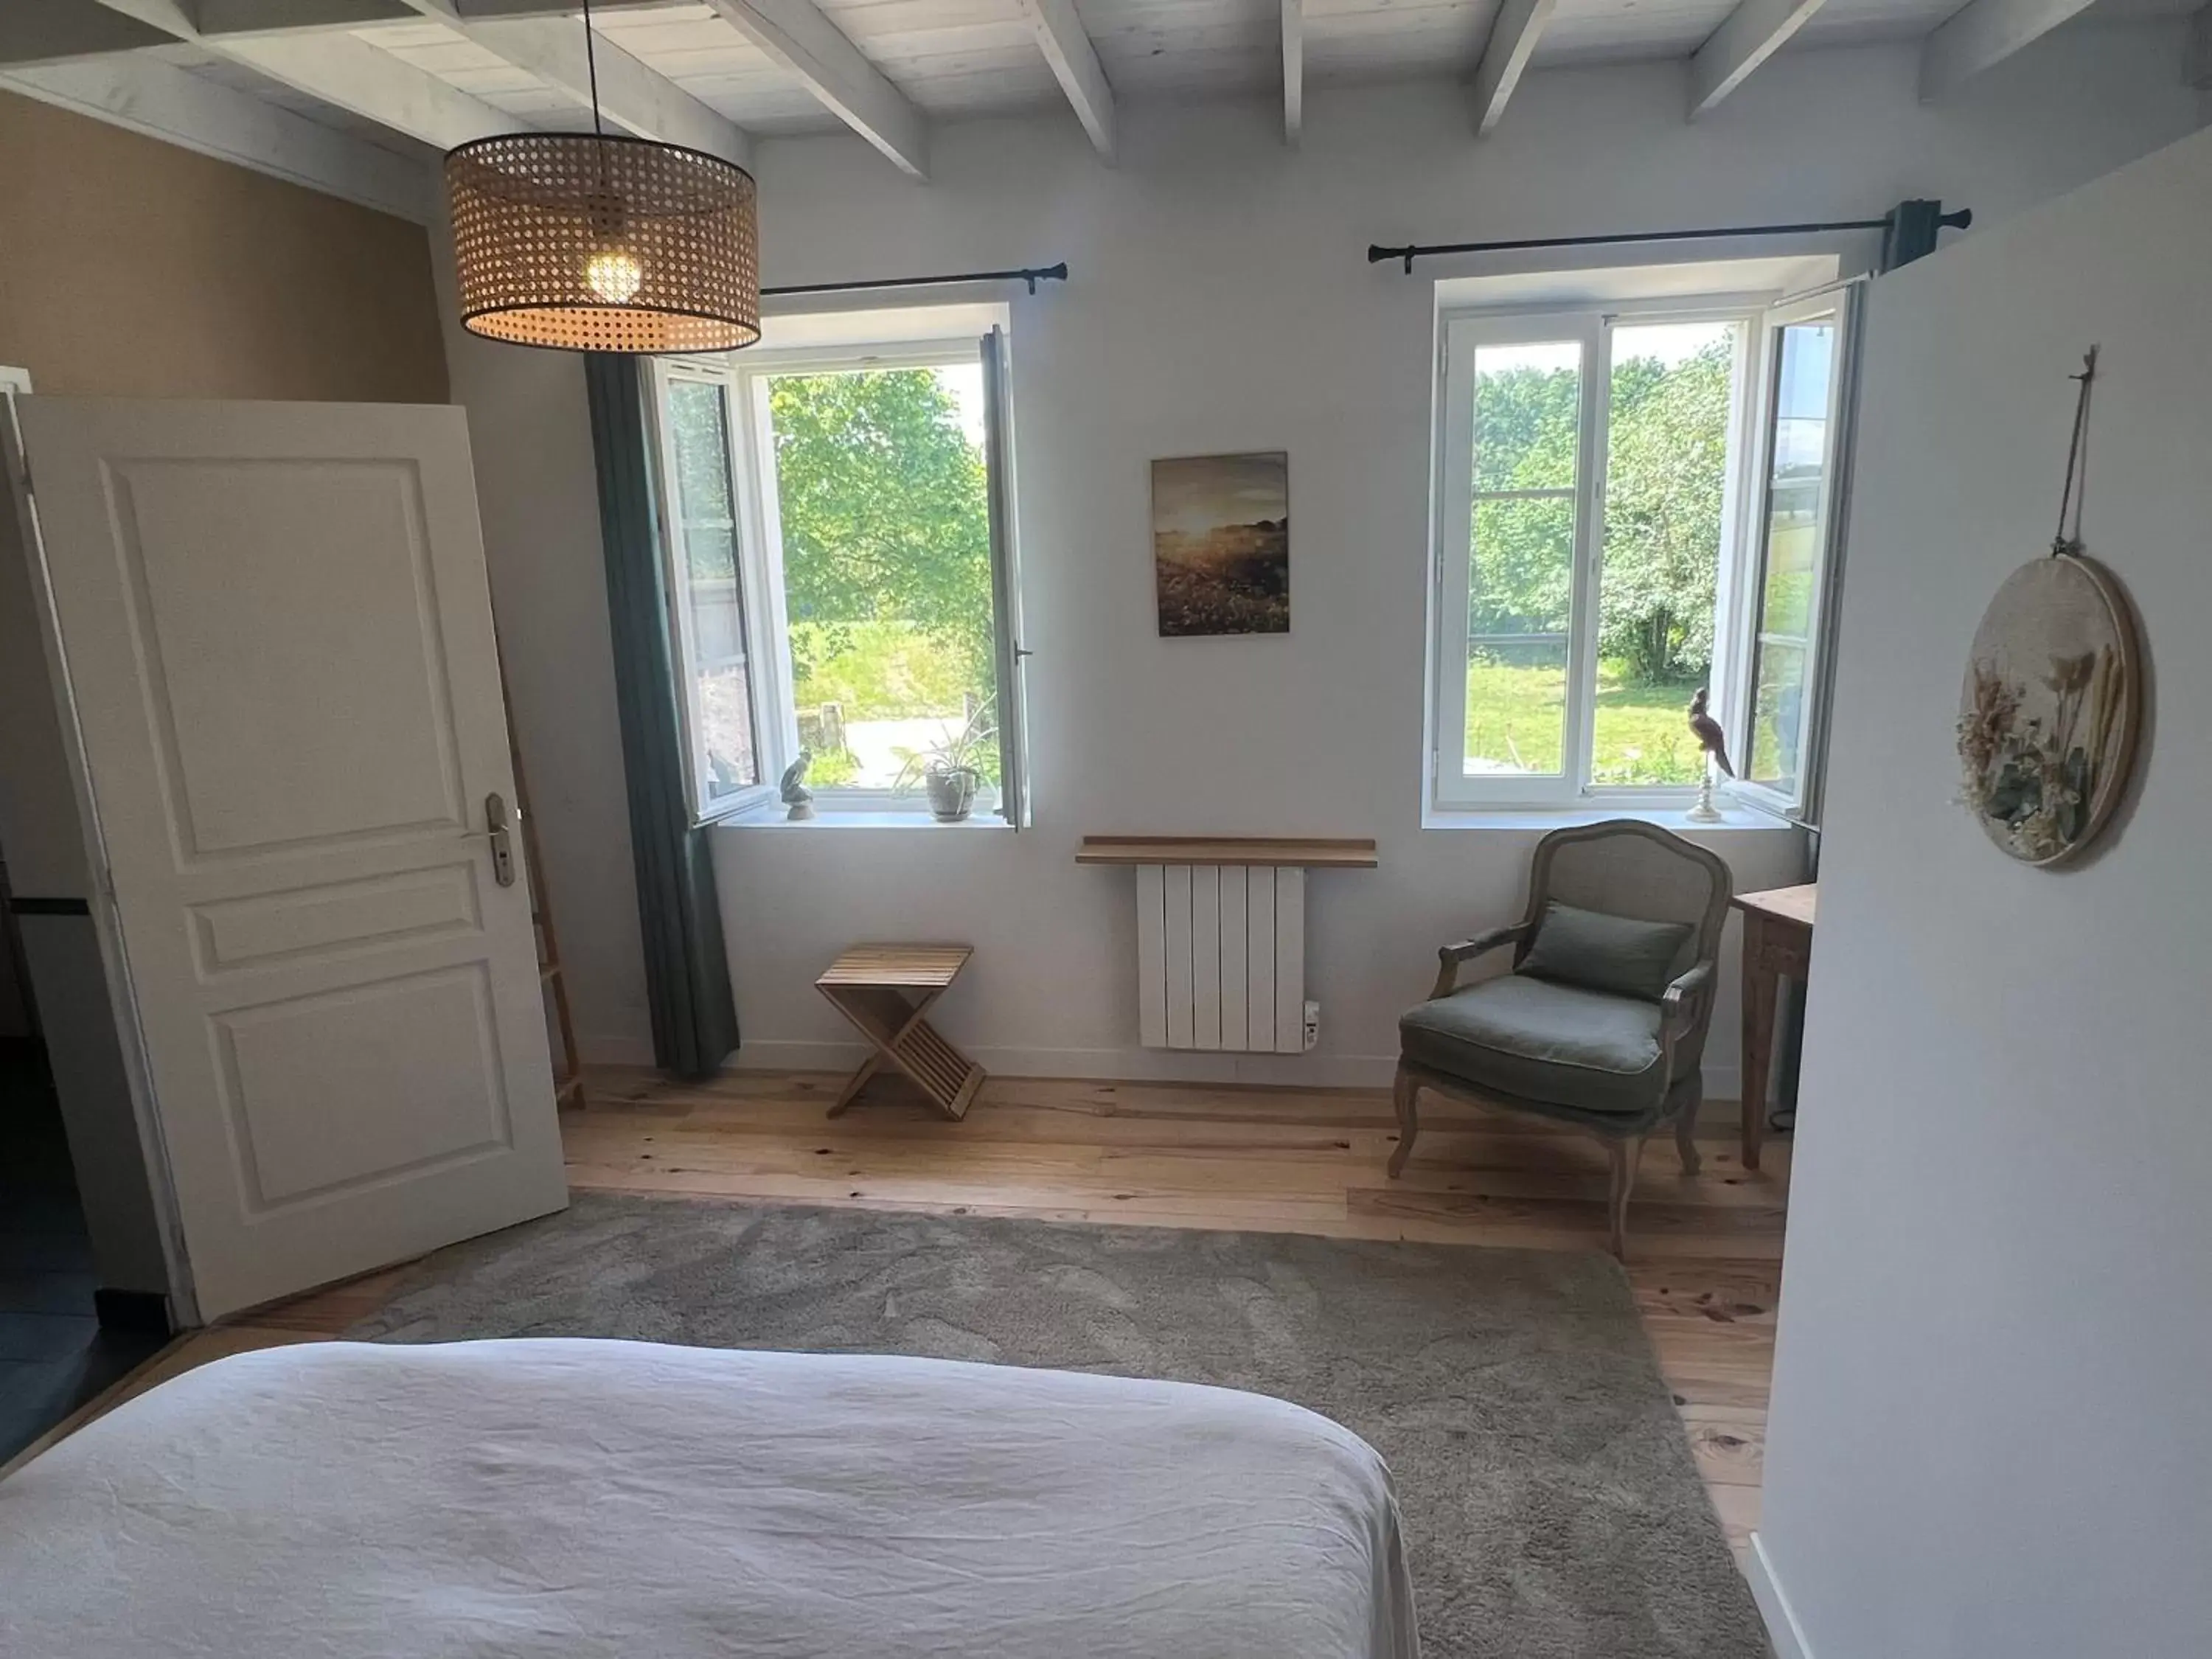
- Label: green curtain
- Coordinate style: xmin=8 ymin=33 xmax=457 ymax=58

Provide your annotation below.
xmin=585 ymin=352 xmax=740 ymax=1079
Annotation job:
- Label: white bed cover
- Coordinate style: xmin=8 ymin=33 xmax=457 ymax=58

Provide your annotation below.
xmin=0 ymin=1339 xmax=1418 ymax=1658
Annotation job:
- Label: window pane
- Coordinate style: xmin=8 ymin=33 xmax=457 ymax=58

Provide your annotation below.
xmin=1759 ymin=505 xmax=1821 ymax=640
xmin=1773 ymin=325 xmax=1834 ymax=473
xmin=1590 ymin=321 xmax=1739 ymax=787
xmin=768 ymin=361 xmax=998 ymax=798
xmin=1749 ymin=639 xmax=1807 ymax=794
xmin=1745 ymin=319 xmax=1836 ymax=794
xmin=1763 ymin=321 xmax=1832 ymax=636
xmin=665 ymin=378 xmax=759 ymax=801
xmin=1465 ymin=496 xmax=1571 ymax=776
xmin=1474 ymin=341 xmax=1581 ymax=493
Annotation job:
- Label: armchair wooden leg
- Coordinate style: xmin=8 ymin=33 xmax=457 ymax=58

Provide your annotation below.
xmin=1388 ymin=1065 xmax=1419 ymax=1178
xmin=1674 ymin=1100 xmax=1701 ymax=1176
xmin=1606 ymin=1134 xmax=1646 ymax=1260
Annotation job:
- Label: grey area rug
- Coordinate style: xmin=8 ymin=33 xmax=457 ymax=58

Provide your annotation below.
xmin=347 ymin=1193 xmax=1767 ymax=1659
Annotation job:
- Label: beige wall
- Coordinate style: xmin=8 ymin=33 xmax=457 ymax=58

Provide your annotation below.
xmin=0 ymin=91 xmax=449 ymax=1302
xmin=0 ymin=91 xmax=445 ymax=401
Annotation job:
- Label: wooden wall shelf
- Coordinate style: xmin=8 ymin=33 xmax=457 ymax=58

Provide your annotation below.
xmin=1076 ymin=835 xmax=1379 ymax=869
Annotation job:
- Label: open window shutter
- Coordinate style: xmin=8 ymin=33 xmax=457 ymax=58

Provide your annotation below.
xmin=981 ymin=326 xmax=1028 ymax=826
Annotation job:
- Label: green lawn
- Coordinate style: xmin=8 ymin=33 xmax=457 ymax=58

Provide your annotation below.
xmin=790 ymin=619 xmax=975 ymax=720
xmin=787 ymin=623 xmax=1705 ymax=788
xmin=1464 ymin=659 xmax=1703 ymax=785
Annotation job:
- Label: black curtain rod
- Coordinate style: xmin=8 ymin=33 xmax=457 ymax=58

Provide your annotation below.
xmin=1368 ymin=210 xmax=1971 ymax=274
xmin=762 ymin=262 xmax=1068 ymax=299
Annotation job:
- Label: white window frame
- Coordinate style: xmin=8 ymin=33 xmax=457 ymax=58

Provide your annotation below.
xmin=646 ymin=366 xmax=778 ymax=822
xmin=1429 ymin=296 xmax=1765 ymax=812
xmin=1433 ymin=308 xmax=1601 ymax=808
xmin=1725 ymin=285 xmax=1860 ymax=823
xmin=645 ymin=327 xmax=1024 ymax=824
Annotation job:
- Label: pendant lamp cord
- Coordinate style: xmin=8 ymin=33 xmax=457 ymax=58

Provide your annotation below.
xmin=2051 ymin=346 xmax=2098 ymax=559
xmin=582 ymin=0 xmax=604 ymax=137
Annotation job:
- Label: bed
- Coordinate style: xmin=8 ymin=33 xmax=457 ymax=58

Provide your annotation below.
xmin=0 ymin=1338 xmax=1418 ymax=1658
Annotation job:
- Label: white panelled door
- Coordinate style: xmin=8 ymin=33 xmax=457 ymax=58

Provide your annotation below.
xmin=7 ymin=397 xmax=568 ymax=1321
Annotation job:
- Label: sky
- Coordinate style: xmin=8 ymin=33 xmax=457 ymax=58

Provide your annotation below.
xmin=1151 ymin=452 xmax=1289 ymax=537
xmin=1615 ymin=321 xmax=1737 ymax=366
xmin=1475 ymin=319 xmax=1739 ymax=379
xmin=1476 ymin=319 xmax=1834 ymax=470
xmin=941 ymin=361 xmax=987 ymax=446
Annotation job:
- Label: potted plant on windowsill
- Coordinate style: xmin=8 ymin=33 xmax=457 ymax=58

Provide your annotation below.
xmin=894 ymin=698 xmax=996 ymax=823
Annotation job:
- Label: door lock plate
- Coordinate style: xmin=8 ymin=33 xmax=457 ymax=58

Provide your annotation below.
xmin=485 ymin=792 xmax=517 ymax=888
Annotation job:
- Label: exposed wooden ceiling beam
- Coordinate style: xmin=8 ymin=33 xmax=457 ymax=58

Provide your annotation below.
xmin=1919 ymin=0 xmax=2097 ymax=101
xmin=0 ymin=55 xmax=431 ymax=221
xmin=1688 ymin=0 xmax=1826 ymax=116
xmin=0 ymin=4 xmax=176 ymax=66
xmin=222 ymin=33 xmax=525 ymax=147
xmin=1018 ymin=0 xmax=1114 ymax=161
xmin=400 ymin=1 xmax=751 ymax=165
xmin=1472 ymin=0 xmax=1557 ymax=135
xmin=453 ymin=0 xmax=671 ymax=16
xmin=91 ymin=0 xmax=526 ymax=149
xmin=1281 ymin=0 xmax=1303 ymax=145
xmin=471 ymin=16 xmax=751 ymax=163
xmin=204 ymin=0 xmax=676 ymax=24
xmin=198 ymin=0 xmax=421 ymax=34
xmin=698 ymin=0 xmax=927 ymax=178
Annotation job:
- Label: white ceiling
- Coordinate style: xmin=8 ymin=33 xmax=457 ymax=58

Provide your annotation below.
xmin=1 ymin=0 xmax=2200 ymax=213
xmin=323 ymin=0 xmax=1980 ymax=144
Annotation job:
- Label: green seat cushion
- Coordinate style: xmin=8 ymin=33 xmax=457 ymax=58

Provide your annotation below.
xmin=1398 ymin=973 xmax=1668 ymax=1117
xmin=1519 ymin=899 xmax=1694 ymax=1003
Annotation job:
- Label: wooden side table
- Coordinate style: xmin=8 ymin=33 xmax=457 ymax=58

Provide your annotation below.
xmin=1731 ymin=883 xmax=1816 ymax=1172
xmin=815 ymin=944 xmax=984 ymax=1121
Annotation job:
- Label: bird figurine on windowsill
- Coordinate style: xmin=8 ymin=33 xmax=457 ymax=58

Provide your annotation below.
xmin=780 ymin=751 xmax=815 ymax=821
xmin=1686 ymin=688 xmax=1731 ymax=823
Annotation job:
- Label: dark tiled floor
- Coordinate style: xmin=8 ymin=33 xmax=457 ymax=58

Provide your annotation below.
xmin=1 ymin=1042 xmax=165 ymax=1464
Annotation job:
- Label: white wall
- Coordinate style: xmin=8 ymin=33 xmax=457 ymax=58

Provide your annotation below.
xmin=431 ymin=233 xmax=659 ymax=1064
xmin=451 ymin=28 xmax=2206 ymax=1079
xmin=1752 ymin=127 xmax=2212 ymax=1658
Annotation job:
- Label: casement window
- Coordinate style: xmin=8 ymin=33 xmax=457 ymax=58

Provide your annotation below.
xmin=645 ymin=309 xmax=1027 ymax=824
xmin=1733 ymin=291 xmax=1861 ymax=821
xmin=1427 ymin=285 xmax=1860 ymax=818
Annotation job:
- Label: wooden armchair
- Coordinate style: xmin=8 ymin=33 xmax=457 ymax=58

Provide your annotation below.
xmin=1391 ymin=821 xmax=1733 ymax=1258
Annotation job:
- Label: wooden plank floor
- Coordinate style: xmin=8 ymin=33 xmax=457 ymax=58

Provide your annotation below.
xmin=8 ymin=1067 xmax=1788 ymax=1559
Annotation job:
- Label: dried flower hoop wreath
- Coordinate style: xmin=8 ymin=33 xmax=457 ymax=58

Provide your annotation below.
xmin=1955 ymin=349 xmax=2145 ymax=867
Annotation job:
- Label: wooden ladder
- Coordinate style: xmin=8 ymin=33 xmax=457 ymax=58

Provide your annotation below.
xmin=511 ymin=740 xmax=585 ymax=1111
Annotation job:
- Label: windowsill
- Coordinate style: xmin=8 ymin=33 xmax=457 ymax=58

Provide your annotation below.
xmin=1422 ymin=801 xmax=1797 ymax=832
xmin=713 ymin=803 xmax=1014 ymax=832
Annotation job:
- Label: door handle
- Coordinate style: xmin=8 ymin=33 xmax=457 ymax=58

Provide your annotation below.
xmin=484 ymin=792 xmax=518 ymax=888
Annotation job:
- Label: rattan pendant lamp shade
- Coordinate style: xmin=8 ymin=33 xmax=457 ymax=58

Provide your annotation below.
xmin=445 ymin=1 xmax=759 ymax=354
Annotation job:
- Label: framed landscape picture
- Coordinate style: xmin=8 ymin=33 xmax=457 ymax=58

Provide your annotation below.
xmin=1151 ymin=451 xmax=1289 ymax=636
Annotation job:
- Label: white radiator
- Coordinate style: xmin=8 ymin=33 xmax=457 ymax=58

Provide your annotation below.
xmin=1135 ymin=864 xmax=1308 ymax=1053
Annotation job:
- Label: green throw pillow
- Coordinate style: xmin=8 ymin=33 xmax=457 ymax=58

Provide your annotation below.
xmin=1519 ymin=900 xmax=1694 ymax=1003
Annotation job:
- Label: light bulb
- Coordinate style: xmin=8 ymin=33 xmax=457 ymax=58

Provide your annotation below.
xmin=585 ymin=248 xmax=643 ymax=305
